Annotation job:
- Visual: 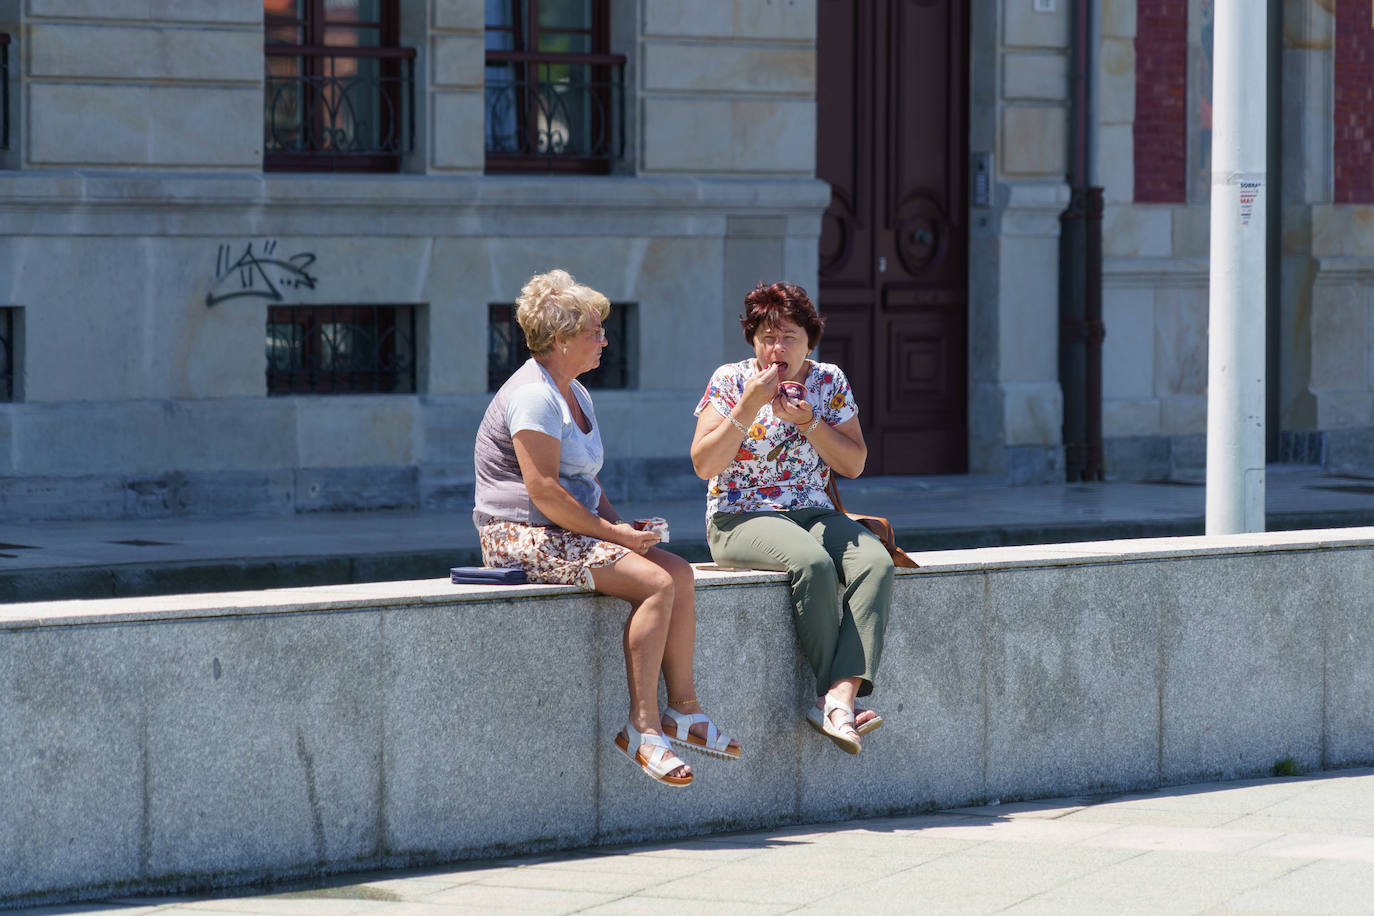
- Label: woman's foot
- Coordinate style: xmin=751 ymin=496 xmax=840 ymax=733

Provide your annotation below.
xmin=661 ymin=703 xmax=742 ymax=759
xmin=807 ymin=694 xmax=861 ymax=754
xmin=811 ymin=697 xmax=881 ymax=734
xmin=616 ymin=724 xmax=692 ymax=786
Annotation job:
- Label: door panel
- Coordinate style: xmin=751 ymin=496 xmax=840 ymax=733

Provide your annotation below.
xmin=817 ymin=0 xmax=968 ymax=475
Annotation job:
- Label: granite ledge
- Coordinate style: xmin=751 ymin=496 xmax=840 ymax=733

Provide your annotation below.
xmin=3 ymin=528 xmax=1370 ymax=629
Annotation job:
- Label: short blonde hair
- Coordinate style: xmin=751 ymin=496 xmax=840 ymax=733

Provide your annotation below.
xmin=515 ymin=269 xmax=611 ymax=355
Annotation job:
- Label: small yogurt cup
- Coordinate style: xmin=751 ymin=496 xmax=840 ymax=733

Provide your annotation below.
xmin=632 ymin=517 xmax=670 ymax=543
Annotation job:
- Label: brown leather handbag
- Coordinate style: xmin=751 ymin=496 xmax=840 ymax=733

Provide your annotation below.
xmin=825 ymin=476 xmax=920 ymax=568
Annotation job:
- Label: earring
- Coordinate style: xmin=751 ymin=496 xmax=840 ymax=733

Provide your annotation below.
xmin=562 ymin=345 xmax=568 ymax=354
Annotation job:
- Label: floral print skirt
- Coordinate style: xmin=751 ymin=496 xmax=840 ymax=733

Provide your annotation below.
xmin=478 ymin=520 xmax=630 ymax=588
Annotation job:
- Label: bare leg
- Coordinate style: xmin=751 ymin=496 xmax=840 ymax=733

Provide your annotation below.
xmin=651 ymin=547 xmax=698 ymax=705
xmin=590 ymin=551 xmax=690 ymax=779
xmin=644 ymin=548 xmax=740 ymax=754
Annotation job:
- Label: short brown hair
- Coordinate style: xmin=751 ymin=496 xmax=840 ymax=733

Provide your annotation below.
xmin=740 ymin=281 xmax=825 ymax=349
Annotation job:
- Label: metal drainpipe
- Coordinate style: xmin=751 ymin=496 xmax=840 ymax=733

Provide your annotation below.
xmin=1084 ymin=0 xmax=1104 ymax=481
xmin=1059 ymin=0 xmax=1103 ymax=481
xmin=1265 ymin=0 xmax=1282 ymax=461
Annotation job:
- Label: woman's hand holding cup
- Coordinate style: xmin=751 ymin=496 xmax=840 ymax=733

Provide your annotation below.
xmin=773 ymin=392 xmax=813 ymax=426
xmin=773 ymin=379 xmax=813 ymax=426
xmin=614 ymin=522 xmax=661 ymax=554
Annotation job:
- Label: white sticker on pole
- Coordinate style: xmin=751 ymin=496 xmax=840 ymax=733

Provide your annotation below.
xmin=1221 ymin=171 xmax=1264 ymax=227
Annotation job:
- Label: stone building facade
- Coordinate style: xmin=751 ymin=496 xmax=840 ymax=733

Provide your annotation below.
xmin=1098 ymin=0 xmax=1374 ymax=480
xmin=0 ymin=0 xmax=1369 ymax=520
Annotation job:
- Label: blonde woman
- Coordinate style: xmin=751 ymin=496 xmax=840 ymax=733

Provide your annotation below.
xmin=473 ymin=269 xmax=739 ymax=787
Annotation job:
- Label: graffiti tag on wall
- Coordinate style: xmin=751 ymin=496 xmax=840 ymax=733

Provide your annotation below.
xmin=206 ymin=240 xmax=319 ymax=307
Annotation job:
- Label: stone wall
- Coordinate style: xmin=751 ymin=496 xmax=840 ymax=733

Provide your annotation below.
xmin=1101 ymin=0 xmax=1374 ymax=479
xmin=0 ymin=1 xmax=828 ymax=519
xmin=638 ymin=0 xmax=815 ymax=175
xmin=1280 ymin=3 xmax=1374 ymax=473
xmin=1096 ymin=0 xmax=1213 ymax=479
xmin=1101 ymin=257 xmax=1210 ymax=480
xmin=0 ymin=172 xmax=827 ymax=518
xmin=5 ymin=527 xmax=1374 ymax=908
xmin=425 ymin=0 xmax=485 ymax=173
xmin=6 ymin=0 xmax=1374 ymax=510
xmin=4 ymin=0 xmax=262 ymax=170
xmin=967 ymin=0 xmax=1069 ymax=482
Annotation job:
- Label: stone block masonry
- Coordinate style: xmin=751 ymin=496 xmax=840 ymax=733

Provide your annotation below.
xmin=4 ymin=528 xmax=1374 ymax=908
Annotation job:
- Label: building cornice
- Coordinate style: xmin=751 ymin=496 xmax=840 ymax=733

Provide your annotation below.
xmin=0 ymin=171 xmax=832 ymax=237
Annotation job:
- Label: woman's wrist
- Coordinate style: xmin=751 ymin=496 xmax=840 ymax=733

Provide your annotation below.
xmin=725 ymin=410 xmax=752 ymax=437
xmin=803 ymin=412 xmax=823 ymax=435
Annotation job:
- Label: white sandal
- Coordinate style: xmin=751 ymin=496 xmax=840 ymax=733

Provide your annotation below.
xmin=662 ymin=707 xmax=741 ymax=760
xmin=812 ymin=696 xmax=862 ymax=755
xmin=854 ymin=704 xmax=884 ymax=736
xmin=614 ymin=723 xmax=693 ymax=787
xmin=808 ymin=702 xmax=884 ymax=737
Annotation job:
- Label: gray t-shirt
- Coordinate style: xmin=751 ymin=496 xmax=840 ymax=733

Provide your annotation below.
xmin=473 ymin=358 xmax=604 ymax=527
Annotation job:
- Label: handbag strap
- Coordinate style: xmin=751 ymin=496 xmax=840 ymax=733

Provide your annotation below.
xmin=824 ymin=471 xmax=847 ymax=514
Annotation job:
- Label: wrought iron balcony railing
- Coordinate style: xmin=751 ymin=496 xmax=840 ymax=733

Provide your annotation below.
xmin=264 ymin=44 xmax=416 ymax=172
xmin=485 ymin=51 xmax=625 ymax=174
xmin=2 ymin=34 xmax=11 ymax=151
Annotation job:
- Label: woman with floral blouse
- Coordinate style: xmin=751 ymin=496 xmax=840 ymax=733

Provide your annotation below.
xmin=690 ymin=281 xmax=894 ymax=755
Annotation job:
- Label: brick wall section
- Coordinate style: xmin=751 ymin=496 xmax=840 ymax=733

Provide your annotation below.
xmin=1133 ymin=0 xmax=1188 ymax=203
xmin=1335 ymin=0 xmax=1374 ymax=203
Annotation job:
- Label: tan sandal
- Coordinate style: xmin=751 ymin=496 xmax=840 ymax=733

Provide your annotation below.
xmin=809 ymin=696 xmax=861 ymax=754
xmin=808 ymin=701 xmax=883 ymax=739
xmin=615 ymin=723 xmax=693 ymax=787
xmin=854 ymin=704 xmax=884 ymax=736
xmin=662 ymin=707 xmax=741 ymax=760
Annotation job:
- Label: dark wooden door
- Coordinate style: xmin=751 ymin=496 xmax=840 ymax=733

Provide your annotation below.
xmin=816 ymin=0 xmax=968 ymax=475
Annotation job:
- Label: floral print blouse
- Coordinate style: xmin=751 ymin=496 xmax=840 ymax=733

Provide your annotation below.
xmin=694 ymin=359 xmax=859 ymax=525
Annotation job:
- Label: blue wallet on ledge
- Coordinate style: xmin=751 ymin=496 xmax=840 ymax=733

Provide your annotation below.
xmin=450 ymin=566 xmax=527 ymax=585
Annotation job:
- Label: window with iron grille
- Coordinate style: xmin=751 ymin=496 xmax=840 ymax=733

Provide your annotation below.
xmin=0 ymin=308 xmax=17 ymax=402
xmin=487 ymin=302 xmax=636 ymax=390
xmin=485 ymin=0 xmax=625 ymax=173
xmin=264 ymin=1 xmax=415 ymax=172
xmin=267 ymin=304 xmax=417 ymax=394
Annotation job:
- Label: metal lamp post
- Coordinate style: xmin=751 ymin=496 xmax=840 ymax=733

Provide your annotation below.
xmin=1205 ymin=0 xmax=1268 ymax=534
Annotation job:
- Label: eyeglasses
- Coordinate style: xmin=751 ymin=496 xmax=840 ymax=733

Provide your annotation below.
xmin=585 ymin=326 xmax=607 ymax=342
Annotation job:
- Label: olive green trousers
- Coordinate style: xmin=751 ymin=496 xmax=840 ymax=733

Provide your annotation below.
xmin=707 ymin=507 xmax=894 ymax=697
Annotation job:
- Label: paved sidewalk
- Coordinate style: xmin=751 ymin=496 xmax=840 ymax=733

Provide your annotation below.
xmin=5 ymin=464 xmax=1374 ymax=602
xmin=18 ymin=767 xmax=1374 ymax=915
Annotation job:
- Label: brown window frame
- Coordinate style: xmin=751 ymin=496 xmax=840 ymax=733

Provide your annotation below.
xmin=264 ymin=1 xmax=415 ymax=173
xmin=484 ymin=0 xmax=625 ymax=174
